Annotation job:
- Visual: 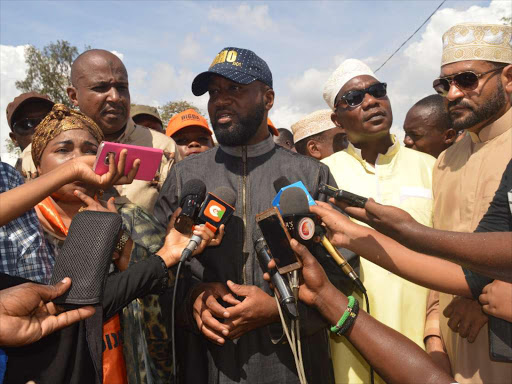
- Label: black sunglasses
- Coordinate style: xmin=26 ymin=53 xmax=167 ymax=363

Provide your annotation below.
xmin=12 ymin=117 xmax=42 ymax=134
xmin=335 ymin=82 xmax=387 ymax=108
xmin=433 ymin=66 xmax=506 ymax=97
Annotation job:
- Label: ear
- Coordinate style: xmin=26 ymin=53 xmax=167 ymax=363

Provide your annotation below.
xmin=264 ymin=88 xmax=275 ymax=111
xmin=502 ymin=64 xmax=512 ymax=102
xmin=307 ymin=140 xmax=322 ymax=160
xmin=331 ymin=112 xmax=342 ymax=128
xmin=67 ymin=86 xmax=79 ymax=107
xmin=443 ymin=128 xmax=457 ymax=145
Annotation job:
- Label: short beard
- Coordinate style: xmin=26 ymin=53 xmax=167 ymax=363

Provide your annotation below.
xmin=213 ymin=101 xmax=265 ymax=146
xmin=448 ymin=81 xmax=505 ymax=130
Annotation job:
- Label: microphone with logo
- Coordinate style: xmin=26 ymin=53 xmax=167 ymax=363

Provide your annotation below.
xmin=180 ymin=186 xmax=236 ymax=262
xmin=174 ymin=179 xmax=207 ymax=234
xmin=280 ymin=186 xmax=366 ymax=294
xmin=254 ymin=229 xmax=298 ymax=319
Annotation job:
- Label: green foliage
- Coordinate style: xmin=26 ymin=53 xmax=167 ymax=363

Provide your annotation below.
xmin=5 ymin=138 xmax=21 ymax=156
xmin=15 ymin=40 xmax=80 ymax=107
xmin=158 ymin=100 xmax=202 ymax=126
xmin=502 ymin=17 xmax=511 ymax=25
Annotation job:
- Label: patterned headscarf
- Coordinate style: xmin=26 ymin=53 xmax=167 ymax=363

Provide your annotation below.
xmin=32 ymin=104 xmax=104 ymax=167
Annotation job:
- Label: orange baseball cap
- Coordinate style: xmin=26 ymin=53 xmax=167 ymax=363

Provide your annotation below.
xmin=268 ymin=118 xmax=279 ymax=136
xmin=166 ymin=109 xmax=212 ymax=137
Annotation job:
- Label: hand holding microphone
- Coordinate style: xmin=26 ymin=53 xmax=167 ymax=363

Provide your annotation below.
xmin=156 ymin=207 xmax=224 ymax=267
xmin=179 ymin=186 xmax=236 ymax=262
xmin=279 ymin=187 xmax=366 ymax=293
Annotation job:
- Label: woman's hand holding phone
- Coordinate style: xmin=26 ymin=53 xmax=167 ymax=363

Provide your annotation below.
xmin=69 ymin=149 xmax=140 ymax=188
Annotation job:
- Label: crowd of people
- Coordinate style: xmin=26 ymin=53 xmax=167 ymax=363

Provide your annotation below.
xmin=0 ymin=21 xmax=511 ymax=384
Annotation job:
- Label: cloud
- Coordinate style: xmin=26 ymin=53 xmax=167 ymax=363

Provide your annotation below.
xmin=208 ymin=3 xmax=274 ymax=32
xmin=179 ymin=34 xmax=202 ymax=62
xmin=0 ymin=45 xmax=28 ymax=165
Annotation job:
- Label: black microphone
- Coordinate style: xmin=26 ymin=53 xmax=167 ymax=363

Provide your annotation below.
xmin=273 ymin=176 xmax=291 ymax=193
xmin=175 ymin=179 xmax=207 ymax=234
xmin=318 ymin=183 xmax=368 ymax=208
xmin=180 ymin=186 xmax=236 ymax=261
xmin=254 ymin=230 xmax=298 ymax=319
xmin=280 ymin=187 xmax=366 ymax=293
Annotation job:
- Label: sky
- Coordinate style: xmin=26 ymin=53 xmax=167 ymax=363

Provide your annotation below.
xmin=1 ymin=0 xmax=510 ymax=165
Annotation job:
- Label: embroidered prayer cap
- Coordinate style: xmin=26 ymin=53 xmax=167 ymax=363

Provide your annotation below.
xmin=192 ymin=47 xmax=273 ymax=96
xmin=441 ymin=23 xmax=512 ymax=66
xmin=323 ymin=59 xmax=378 ymax=111
xmin=166 ymin=108 xmax=211 ymax=137
xmin=32 ymin=104 xmax=104 ymax=167
xmin=291 ymin=109 xmax=335 ymax=143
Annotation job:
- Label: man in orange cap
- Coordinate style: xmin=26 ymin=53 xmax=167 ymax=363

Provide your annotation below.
xmin=166 ymin=109 xmax=214 ymax=158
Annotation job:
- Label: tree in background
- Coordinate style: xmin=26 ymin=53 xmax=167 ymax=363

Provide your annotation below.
xmin=15 ymin=40 xmax=81 ymax=107
xmin=502 ymin=17 xmax=511 ymax=25
xmin=6 ymin=41 xmax=85 ymax=155
xmin=158 ymin=100 xmax=202 ymax=126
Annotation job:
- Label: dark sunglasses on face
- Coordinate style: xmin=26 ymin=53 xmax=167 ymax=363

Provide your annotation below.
xmin=432 ymin=66 xmax=506 ymax=97
xmin=12 ymin=118 xmax=42 ymax=134
xmin=335 ymin=82 xmax=388 ymax=109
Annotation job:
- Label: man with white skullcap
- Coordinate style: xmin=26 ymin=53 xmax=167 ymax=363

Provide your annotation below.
xmin=321 ymin=58 xmax=436 ymax=384
xmin=291 ymin=109 xmax=347 ymax=159
xmin=423 ymin=23 xmax=512 ymax=384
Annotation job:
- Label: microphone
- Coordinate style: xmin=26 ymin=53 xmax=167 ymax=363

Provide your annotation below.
xmin=175 ymin=179 xmax=207 ymax=234
xmin=318 ymin=183 xmax=368 ymax=208
xmin=280 ymin=187 xmax=366 ymax=293
xmin=254 ymin=229 xmax=298 ymax=319
xmin=180 ymin=186 xmax=236 ymax=262
xmin=273 ymin=176 xmax=291 ymax=193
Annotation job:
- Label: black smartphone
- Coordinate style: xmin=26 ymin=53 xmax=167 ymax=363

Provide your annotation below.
xmin=256 ymin=207 xmax=302 ymax=274
xmin=318 ymin=183 xmax=368 ymax=208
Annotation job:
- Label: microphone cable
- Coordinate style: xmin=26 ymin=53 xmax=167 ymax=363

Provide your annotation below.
xmin=171 ymin=257 xmax=185 ymax=383
xmin=274 ymin=270 xmax=307 ymax=384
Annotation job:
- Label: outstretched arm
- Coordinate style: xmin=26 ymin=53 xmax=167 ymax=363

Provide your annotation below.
xmin=265 ymin=240 xmax=454 ymax=384
xmin=339 ymin=198 xmax=512 ymax=282
xmin=310 ymin=203 xmax=472 ymax=298
xmin=0 ymin=151 xmax=139 ymax=226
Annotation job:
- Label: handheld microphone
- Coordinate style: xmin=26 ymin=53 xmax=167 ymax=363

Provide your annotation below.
xmin=175 ymin=179 xmax=207 ymax=234
xmin=254 ymin=230 xmax=298 ymax=319
xmin=273 ymin=176 xmax=292 ymax=193
xmin=180 ymin=186 xmax=236 ymax=261
xmin=318 ymin=183 xmax=368 ymax=208
xmin=280 ymin=187 xmax=366 ymax=293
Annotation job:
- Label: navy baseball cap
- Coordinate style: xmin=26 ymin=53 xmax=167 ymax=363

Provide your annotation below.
xmin=192 ymin=47 xmax=273 ymax=96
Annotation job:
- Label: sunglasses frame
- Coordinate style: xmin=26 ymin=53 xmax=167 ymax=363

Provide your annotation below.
xmin=433 ymin=66 xmax=506 ymax=97
xmin=11 ymin=117 xmax=43 ymax=134
xmin=335 ymin=82 xmax=388 ymax=109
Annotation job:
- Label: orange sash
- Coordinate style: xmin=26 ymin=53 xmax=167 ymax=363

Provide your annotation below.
xmin=37 ymin=197 xmax=127 ymax=383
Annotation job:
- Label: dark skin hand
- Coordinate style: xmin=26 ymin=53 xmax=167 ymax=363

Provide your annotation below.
xmin=336 ymin=198 xmax=512 ymax=282
xmin=443 ymin=296 xmax=488 ymax=343
xmin=0 ymin=278 xmax=96 ymax=347
xmin=263 ymin=240 xmax=454 ymax=384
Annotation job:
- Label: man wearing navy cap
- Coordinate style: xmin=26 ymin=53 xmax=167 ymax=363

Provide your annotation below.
xmin=155 ymin=47 xmax=344 ymax=383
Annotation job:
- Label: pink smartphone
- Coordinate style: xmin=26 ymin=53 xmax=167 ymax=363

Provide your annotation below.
xmin=93 ymin=141 xmax=163 ymax=181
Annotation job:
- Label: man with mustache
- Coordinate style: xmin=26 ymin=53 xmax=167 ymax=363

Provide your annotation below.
xmin=155 ymin=47 xmax=344 ymax=384
xmin=424 ymin=23 xmax=512 ymax=384
xmin=321 ymin=58 xmax=436 ymax=384
xmin=21 ymin=49 xmax=178 ymax=214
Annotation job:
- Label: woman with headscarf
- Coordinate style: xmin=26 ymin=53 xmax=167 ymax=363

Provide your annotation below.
xmin=5 ymin=104 xmax=222 ymax=384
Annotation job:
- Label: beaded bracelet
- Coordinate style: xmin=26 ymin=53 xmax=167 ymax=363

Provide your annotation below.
xmin=330 ymin=296 xmax=360 ymax=336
